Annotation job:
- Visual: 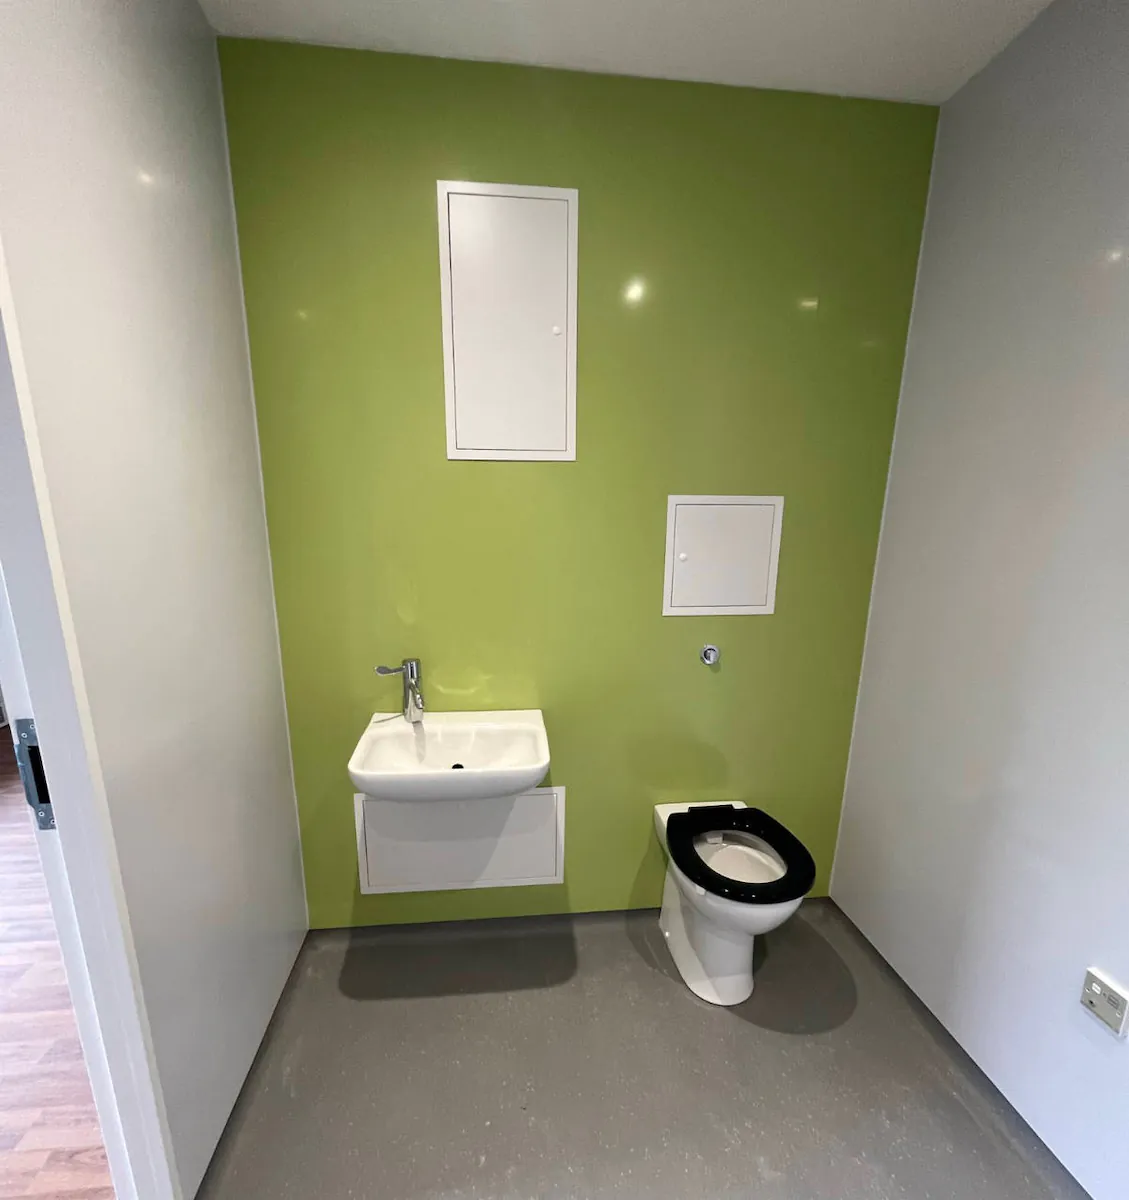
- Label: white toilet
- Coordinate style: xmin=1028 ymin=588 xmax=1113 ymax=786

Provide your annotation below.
xmin=653 ymin=801 xmax=816 ymax=1006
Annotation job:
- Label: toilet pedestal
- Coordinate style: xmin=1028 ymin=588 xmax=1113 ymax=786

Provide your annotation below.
xmin=659 ymin=871 xmax=756 ymax=1006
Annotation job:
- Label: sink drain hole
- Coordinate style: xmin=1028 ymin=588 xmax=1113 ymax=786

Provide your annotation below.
xmin=451 ymin=762 xmax=465 ymax=769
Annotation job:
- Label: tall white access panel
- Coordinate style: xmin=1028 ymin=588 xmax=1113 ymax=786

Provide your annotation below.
xmin=437 ymin=181 xmax=578 ymax=461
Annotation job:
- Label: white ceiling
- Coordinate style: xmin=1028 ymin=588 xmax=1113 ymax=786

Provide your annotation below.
xmin=199 ymin=0 xmax=1055 ymax=104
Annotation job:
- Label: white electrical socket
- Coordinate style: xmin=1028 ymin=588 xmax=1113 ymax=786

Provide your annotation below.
xmin=1081 ymin=969 xmax=1129 ymax=1038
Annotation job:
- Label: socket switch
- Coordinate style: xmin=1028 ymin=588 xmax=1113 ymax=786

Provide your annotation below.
xmin=1081 ymin=969 xmax=1128 ymax=1038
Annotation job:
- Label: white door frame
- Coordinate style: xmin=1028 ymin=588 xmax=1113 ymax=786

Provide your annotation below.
xmin=0 ymin=270 xmax=180 ymax=1199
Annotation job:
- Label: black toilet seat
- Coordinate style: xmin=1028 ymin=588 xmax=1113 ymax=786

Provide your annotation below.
xmin=665 ymin=805 xmax=816 ymax=904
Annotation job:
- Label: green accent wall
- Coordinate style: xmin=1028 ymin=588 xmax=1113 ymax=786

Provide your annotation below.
xmin=219 ymin=40 xmax=936 ymax=929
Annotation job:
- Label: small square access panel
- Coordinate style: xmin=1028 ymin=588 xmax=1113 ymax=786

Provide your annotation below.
xmin=662 ymin=495 xmax=784 ymax=616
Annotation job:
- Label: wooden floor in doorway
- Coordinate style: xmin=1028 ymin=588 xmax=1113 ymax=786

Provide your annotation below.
xmin=0 ymin=737 xmax=113 ymax=1199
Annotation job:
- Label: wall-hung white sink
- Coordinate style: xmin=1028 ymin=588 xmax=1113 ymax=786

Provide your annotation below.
xmin=348 ymin=710 xmax=550 ymax=802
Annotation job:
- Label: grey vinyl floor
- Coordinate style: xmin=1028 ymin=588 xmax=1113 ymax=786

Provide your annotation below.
xmin=198 ymin=901 xmax=1089 ymax=1200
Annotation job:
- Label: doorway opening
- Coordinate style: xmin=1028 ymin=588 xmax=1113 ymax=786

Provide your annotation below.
xmin=0 ymin=570 xmax=113 ymax=1198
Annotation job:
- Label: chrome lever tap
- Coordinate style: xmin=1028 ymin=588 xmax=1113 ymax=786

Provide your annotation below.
xmin=375 ymin=658 xmax=425 ymax=724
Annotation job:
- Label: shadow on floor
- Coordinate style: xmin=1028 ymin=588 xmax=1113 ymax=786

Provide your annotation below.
xmin=337 ymin=914 xmax=579 ymax=1000
xmin=625 ymin=900 xmax=858 ymax=1034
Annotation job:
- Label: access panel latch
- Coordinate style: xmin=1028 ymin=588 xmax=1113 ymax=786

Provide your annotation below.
xmin=14 ymin=718 xmax=54 ymax=831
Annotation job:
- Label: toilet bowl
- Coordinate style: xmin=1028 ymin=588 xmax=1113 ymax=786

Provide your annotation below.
xmin=653 ymin=801 xmax=816 ymax=1006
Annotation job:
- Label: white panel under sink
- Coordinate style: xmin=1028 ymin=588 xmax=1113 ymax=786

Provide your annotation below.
xmin=355 ymin=786 xmax=565 ymax=893
xmin=662 ymin=495 xmax=784 ymax=615
xmin=438 ymin=180 xmax=578 ymax=461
